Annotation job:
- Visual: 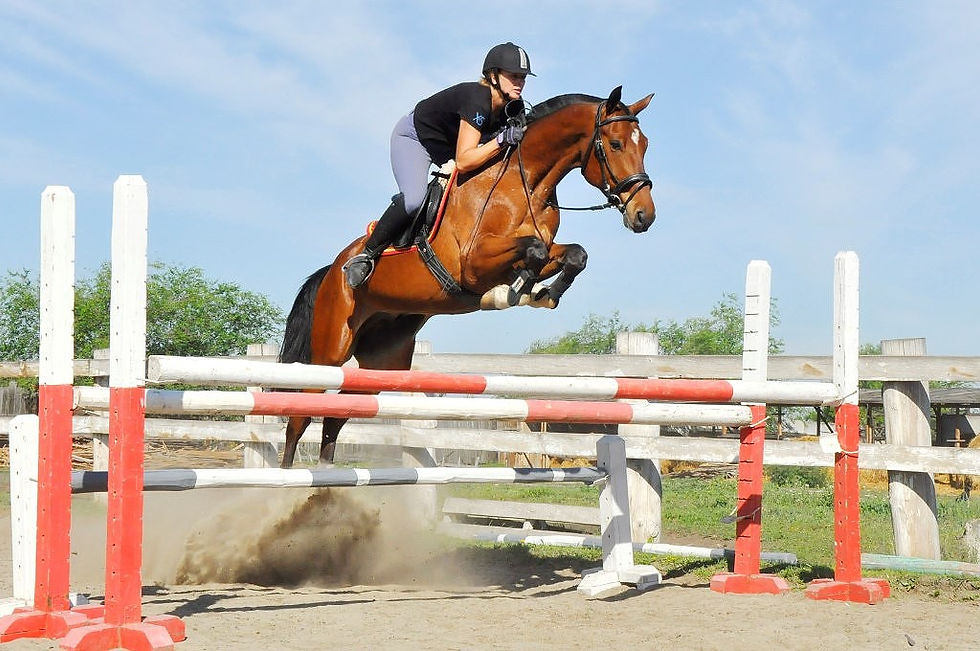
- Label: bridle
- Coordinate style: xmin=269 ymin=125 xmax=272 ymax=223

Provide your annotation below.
xmin=537 ymin=100 xmax=653 ymax=213
xmin=468 ymin=98 xmax=653 ymax=262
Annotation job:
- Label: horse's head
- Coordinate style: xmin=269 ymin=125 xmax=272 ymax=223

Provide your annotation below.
xmin=580 ymin=86 xmax=656 ymax=233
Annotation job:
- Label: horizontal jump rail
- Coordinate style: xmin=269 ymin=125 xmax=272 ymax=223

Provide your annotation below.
xmin=147 ymin=355 xmax=841 ymax=405
xmin=73 ymin=386 xmax=755 ymax=426
xmin=70 ymin=466 xmax=606 ymax=493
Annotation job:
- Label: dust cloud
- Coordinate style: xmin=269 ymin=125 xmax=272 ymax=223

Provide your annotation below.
xmin=141 ymin=485 xmax=470 ymax=589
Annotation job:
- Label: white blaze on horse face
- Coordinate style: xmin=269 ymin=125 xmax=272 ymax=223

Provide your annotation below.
xmin=631 ymin=128 xmax=640 ymax=146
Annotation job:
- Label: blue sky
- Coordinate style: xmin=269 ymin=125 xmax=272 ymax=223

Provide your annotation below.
xmin=2 ymin=1 xmax=978 ymax=355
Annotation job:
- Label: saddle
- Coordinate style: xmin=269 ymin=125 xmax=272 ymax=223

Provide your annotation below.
xmin=369 ymin=164 xmax=456 ymax=253
xmin=363 ymin=163 xmax=465 ymax=294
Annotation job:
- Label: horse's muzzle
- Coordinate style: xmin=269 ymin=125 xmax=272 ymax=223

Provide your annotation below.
xmin=625 ymin=205 xmax=656 ymax=233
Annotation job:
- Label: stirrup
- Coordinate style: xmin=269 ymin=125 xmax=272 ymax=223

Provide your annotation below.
xmin=343 ymin=253 xmax=376 ymax=288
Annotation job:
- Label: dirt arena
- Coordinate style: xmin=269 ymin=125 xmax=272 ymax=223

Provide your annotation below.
xmin=0 ymin=486 xmax=977 ymax=650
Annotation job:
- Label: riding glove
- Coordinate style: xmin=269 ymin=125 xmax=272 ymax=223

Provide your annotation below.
xmin=496 ymin=124 xmax=525 ymax=147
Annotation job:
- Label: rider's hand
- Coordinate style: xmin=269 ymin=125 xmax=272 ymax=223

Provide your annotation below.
xmin=496 ymin=124 xmax=525 ymax=147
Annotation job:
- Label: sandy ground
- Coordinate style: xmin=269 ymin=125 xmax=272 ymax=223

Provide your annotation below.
xmin=0 ymin=486 xmax=977 ymax=651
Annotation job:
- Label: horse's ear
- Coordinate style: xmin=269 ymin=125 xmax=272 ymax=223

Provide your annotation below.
xmin=629 ymin=93 xmax=655 ymax=115
xmin=605 ymin=86 xmax=623 ymax=113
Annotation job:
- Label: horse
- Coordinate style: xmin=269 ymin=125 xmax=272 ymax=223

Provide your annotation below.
xmin=278 ymin=86 xmax=656 ymax=468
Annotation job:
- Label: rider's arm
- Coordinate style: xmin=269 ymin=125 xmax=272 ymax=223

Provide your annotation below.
xmin=454 ymin=119 xmax=503 ymax=173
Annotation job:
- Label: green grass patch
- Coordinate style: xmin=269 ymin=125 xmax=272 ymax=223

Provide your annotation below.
xmin=446 ymin=475 xmax=980 ymax=568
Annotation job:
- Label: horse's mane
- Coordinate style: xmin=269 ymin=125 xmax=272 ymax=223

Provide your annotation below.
xmin=526 ymin=94 xmax=603 ymax=125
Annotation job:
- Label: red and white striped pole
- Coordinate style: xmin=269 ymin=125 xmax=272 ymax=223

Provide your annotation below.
xmin=62 ymin=176 xmax=184 ymax=649
xmin=0 ymin=187 xmax=92 ymax=641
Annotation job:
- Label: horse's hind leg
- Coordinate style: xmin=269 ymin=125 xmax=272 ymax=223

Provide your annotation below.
xmin=282 ymin=415 xmax=312 ymax=469
xmin=315 ymin=314 xmax=429 ymax=466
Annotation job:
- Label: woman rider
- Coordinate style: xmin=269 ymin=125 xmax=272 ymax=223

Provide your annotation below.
xmin=344 ymin=42 xmax=534 ymax=288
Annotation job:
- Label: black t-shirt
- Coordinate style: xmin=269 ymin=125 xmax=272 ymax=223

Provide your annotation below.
xmin=413 ymin=82 xmax=503 ymax=165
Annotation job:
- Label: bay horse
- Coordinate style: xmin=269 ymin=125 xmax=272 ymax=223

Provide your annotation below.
xmin=278 ymin=86 xmax=655 ymax=467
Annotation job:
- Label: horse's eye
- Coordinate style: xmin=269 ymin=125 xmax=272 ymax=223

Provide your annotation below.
xmin=610 ymin=140 xmax=623 ymax=151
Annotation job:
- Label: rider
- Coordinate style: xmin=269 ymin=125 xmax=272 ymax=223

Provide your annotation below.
xmin=344 ymin=42 xmax=534 ymax=288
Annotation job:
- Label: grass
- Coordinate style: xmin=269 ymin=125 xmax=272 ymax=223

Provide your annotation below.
xmin=445 ymin=473 xmax=980 ymax=595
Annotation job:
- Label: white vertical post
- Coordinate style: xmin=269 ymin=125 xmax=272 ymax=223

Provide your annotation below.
xmin=400 ymin=340 xmax=438 ymax=524
xmin=881 ymin=337 xmax=941 ymax=559
xmin=742 ymin=261 xmax=770 ymax=383
xmin=616 ymin=331 xmax=661 ymax=543
xmin=577 ymin=435 xmax=660 ymax=597
xmin=90 ymin=348 xmax=111 ymax=476
xmin=244 ymin=343 xmax=280 ymax=468
xmin=8 ymin=415 xmax=39 ymax=610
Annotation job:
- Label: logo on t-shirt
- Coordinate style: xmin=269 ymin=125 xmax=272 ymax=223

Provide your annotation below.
xmin=473 ymin=112 xmax=486 ymax=127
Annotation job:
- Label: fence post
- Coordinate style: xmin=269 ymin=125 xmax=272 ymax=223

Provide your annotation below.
xmin=881 ymin=337 xmax=941 ymax=559
xmin=616 ymin=331 xmax=661 ymax=543
xmin=400 ymin=340 xmax=438 ymax=523
xmin=91 ymin=349 xmax=110 ymax=472
xmin=244 ymin=343 xmax=280 ymax=468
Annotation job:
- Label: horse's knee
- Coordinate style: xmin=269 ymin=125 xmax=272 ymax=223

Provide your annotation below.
xmin=564 ymin=244 xmax=588 ymax=273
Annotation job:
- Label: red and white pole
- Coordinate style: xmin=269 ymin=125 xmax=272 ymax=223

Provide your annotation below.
xmin=805 ymin=252 xmax=890 ymax=603
xmin=62 ymin=176 xmax=184 ymax=649
xmin=0 ymin=187 xmax=91 ymax=640
xmin=711 ymin=261 xmax=790 ymax=595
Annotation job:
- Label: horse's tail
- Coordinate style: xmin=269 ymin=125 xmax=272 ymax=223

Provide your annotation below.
xmin=279 ymin=264 xmax=331 ymax=364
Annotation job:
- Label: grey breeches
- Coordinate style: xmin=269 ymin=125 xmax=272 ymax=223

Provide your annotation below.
xmin=390 ymin=112 xmax=432 ymax=215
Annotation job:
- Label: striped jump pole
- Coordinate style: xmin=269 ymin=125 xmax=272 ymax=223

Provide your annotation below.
xmin=61 ymin=177 xmax=185 ymax=651
xmin=0 ymin=187 xmax=95 ymax=641
xmin=73 ymin=387 xmax=755 ymax=427
xmin=146 ymin=355 xmax=842 ymax=406
xmin=805 ymin=252 xmax=890 ymax=604
xmin=69 ymin=466 xmax=606 ymax=493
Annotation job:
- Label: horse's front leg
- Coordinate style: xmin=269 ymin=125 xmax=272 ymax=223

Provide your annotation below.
xmin=531 ymin=243 xmax=588 ymax=307
xmin=507 ymin=236 xmax=550 ymax=305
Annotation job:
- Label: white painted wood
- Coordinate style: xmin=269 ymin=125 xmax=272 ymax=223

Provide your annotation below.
xmin=9 ymin=415 xmax=38 ymax=607
xmin=397 ymin=339 xmax=438 ymax=522
xmin=617 ymin=331 xmax=662 ymax=543
xmin=742 ymin=260 xmax=771 ymax=385
xmin=243 ymin=344 xmax=280 ymax=469
xmin=834 ymin=252 xmax=860 ymax=405
xmin=579 ymin=435 xmax=660 ymax=596
xmin=109 ymin=175 xmax=148 ymax=388
xmin=4 ymin=415 xmax=980 ymax=474
xmin=882 ymin=337 xmax=941 ymax=559
xmin=38 ymin=186 xmax=75 ymax=385
xmin=14 ymin=354 xmax=980 ymax=385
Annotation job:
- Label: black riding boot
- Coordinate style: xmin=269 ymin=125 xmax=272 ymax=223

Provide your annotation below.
xmin=344 ymin=194 xmax=413 ymax=288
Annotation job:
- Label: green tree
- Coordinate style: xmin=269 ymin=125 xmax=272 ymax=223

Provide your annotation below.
xmin=0 ymin=263 xmax=285 ymax=361
xmin=527 ymin=293 xmax=783 ymax=355
xmin=0 ymin=270 xmax=40 ymax=361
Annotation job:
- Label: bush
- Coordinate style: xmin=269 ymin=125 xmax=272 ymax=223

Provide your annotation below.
xmin=766 ymin=465 xmax=830 ymax=488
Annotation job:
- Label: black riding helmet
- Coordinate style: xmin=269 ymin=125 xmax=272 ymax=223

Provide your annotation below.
xmin=482 ymin=42 xmax=535 ymax=77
